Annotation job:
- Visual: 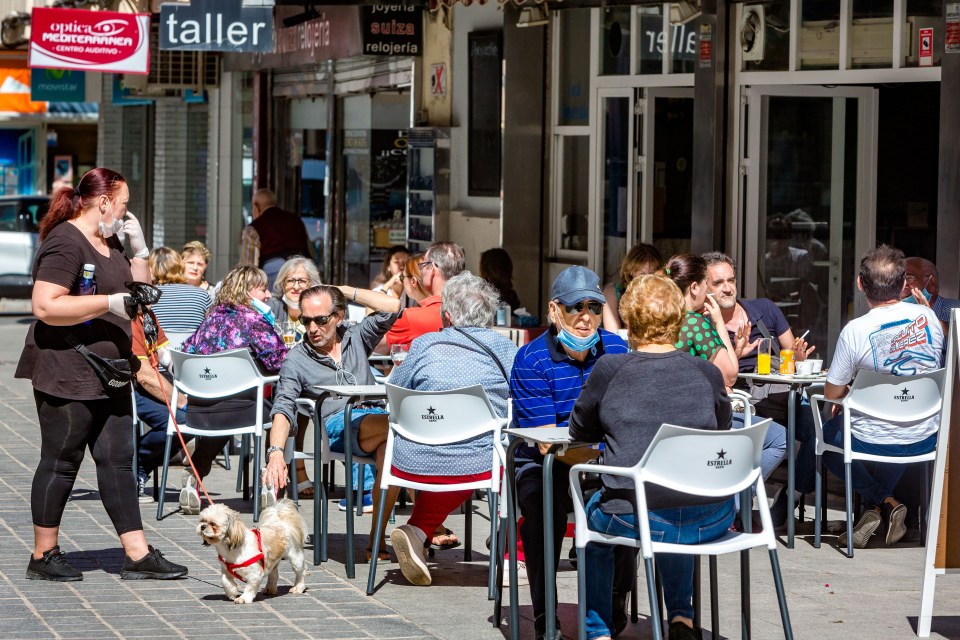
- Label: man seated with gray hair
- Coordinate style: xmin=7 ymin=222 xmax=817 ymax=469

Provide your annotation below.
xmin=387 ymin=271 xmax=518 ymax=587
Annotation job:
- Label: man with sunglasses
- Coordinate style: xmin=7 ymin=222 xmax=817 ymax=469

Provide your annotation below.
xmin=509 ymin=266 xmax=633 ymax=640
xmin=385 ymin=242 xmax=465 ymax=348
xmin=263 ymin=284 xmax=400 ymax=560
xmin=902 ymin=257 xmax=959 ymax=331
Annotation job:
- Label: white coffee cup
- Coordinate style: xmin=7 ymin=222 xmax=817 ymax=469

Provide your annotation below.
xmin=795 ymin=360 xmax=815 ymax=376
xmin=808 ymin=359 xmax=823 ymax=373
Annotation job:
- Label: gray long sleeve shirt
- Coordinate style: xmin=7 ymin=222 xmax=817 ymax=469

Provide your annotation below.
xmin=270 ymin=312 xmax=397 ymax=433
xmin=568 ymin=350 xmax=732 ymax=514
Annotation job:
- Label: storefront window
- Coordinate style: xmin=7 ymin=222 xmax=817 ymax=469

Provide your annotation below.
xmin=851 ymin=0 xmax=894 ymax=69
xmin=558 ymin=9 xmax=590 ymax=125
xmin=741 ymin=1 xmax=790 ymax=71
xmin=637 ymin=6 xmax=664 ymax=75
xmin=800 ymin=2 xmax=841 ymax=70
xmin=558 ymin=136 xmax=589 ymax=253
xmin=670 ymin=5 xmax=697 ymax=74
xmin=904 ymin=0 xmax=943 ymax=68
xmin=601 ymin=7 xmax=631 ymax=75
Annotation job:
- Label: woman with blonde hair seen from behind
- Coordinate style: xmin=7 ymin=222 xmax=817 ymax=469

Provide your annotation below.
xmin=569 ymin=274 xmax=733 ymax=640
xmin=602 ymin=242 xmax=663 ymax=332
xmin=148 ymin=247 xmax=211 ymax=336
xmin=181 ymin=240 xmax=213 ymax=293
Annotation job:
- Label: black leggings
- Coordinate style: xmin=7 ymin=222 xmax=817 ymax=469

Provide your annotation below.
xmin=31 ymin=390 xmax=143 ymax=535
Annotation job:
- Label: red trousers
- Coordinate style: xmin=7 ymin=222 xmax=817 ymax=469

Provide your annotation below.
xmin=392 ymin=467 xmax=490 ymax=538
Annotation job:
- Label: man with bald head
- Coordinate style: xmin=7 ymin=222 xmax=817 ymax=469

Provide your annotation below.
xmin=903 ymin=257 xmax=960 ymax=328
xmin=240 ymin=188 xmax=314 ymax=287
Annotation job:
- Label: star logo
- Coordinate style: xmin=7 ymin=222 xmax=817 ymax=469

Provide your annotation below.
xmin=427 ymin=406 xmax=437 ymax=416
xmin=716 ymin=449 xmax=727 ymax=460
xmin=901 ymin=387 xmax=910 ymax=396
xmin=204 ymin=367 xmax=212 ymax=375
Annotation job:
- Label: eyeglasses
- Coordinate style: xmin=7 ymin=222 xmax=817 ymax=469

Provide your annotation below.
xmin=300 ymin=314 xmax=336 ymax=327
xmin=418 ymin=260 xmax=435 ymax=272
xmin=562 ymin=301 xmax=604 ymax=316
xmin=904 ymin=274 xmax=932 ymax=285
xmin=284 ymin=277 xmax=310 ymax=287
xmin=398 ymin=273 xmax=406 ymax=282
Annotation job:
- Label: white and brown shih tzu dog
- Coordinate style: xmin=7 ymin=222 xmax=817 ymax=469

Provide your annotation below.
xmin=197 ymin=499 xmax=308 ymax=603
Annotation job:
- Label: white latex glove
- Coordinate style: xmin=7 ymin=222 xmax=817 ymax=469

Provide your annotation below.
xmin=107 ymin=292 xmax=131 ymax=319
xmin=123 ymin=211 xmax=148 ymax=259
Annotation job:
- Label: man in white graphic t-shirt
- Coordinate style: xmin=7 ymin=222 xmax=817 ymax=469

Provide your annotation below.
xmin=798 ymin=245 xmax=943 ymax=550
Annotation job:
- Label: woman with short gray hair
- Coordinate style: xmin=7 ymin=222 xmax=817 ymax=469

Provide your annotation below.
xmin=269 ymin=255 xmax=322 ymax=329
xmin=440 ymin=271 xmax=499 ymax=327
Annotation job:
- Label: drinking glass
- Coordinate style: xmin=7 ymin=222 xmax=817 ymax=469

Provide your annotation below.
xmin=757 ymin=338 xmax=772 ymax=375
xmin=282 ymin=321 xmax=297 ymax=347
xmin=390 ymin=344 xmax=408 ymax=365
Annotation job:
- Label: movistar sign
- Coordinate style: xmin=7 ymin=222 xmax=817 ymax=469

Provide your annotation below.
xmin=160 ymin=0 xmax=273 ymax=53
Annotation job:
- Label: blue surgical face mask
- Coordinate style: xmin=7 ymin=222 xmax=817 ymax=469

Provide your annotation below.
xmin=902 ymin=288 xmax=932 ymax=305
xmin=250 ymin=296 xmax=276 ymax=325
xmin=557 ymin=326 xmax=600 ymax=353
xmin=554 ymin=308 xmax=601 ymax=353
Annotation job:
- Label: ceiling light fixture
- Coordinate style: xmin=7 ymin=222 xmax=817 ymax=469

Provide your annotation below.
xmin=517 ymin=5 xmax=549 ymax=28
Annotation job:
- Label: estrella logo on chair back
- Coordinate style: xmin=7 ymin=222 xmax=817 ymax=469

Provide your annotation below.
xmin=893 ymin=386 xmax=914 ymax=402
xmin=707 ymin=449 xmax=733 ymax=469
xmin=421 ymin=405 xmax=444 ymax=421
xmin=199 ymin=366 xmax=218 ymax=381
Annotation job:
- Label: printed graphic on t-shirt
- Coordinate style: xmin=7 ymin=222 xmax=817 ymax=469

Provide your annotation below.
xmin=870 ymin=315 xmax=938 ymax=375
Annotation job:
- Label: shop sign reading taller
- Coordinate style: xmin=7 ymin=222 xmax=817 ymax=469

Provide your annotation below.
xmin=28 ymin=7 xmax=150 ymax=74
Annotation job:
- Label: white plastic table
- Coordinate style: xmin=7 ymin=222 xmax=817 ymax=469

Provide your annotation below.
xmin=738 ymin=372 xmax=826 ymax=548
xmin=311 ymin=383 xmax=386 ymax=577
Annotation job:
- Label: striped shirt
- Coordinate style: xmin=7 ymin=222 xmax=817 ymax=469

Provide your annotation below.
xmin=152 ymin=283 xmax=212 ymax=334
xmin=932 ymin=295 xmax=960 ymax=324
xmin=509 ymin=328 xmax=628 ymax=458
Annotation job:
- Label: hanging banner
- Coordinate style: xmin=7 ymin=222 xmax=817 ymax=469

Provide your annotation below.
xmin=160 ymin=0 xmax=273 ymax=53
xmin=29 ymin=8 xmax=151 ymax=75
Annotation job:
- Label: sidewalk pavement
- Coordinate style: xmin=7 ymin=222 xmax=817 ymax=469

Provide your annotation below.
xmin=1 ymin=315 xmax=959 ymax=639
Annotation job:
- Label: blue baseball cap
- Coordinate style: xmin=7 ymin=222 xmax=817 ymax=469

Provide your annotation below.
xmin=551 ymin=266 xmax=605 ymax=306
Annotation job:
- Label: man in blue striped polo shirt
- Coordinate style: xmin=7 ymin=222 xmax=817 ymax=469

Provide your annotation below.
xmin=509 ymin=266 xmax=633 ymax=640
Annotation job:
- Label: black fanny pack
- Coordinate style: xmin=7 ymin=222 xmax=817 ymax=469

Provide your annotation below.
xmin=65 ymin=332 xmax=140 ymax=395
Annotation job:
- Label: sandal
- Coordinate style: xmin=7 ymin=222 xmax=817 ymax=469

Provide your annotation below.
xmin=366 ymin=548 xmax=391 ymax=562
xmin=429 ymin=527 xmax=461 ymax=551
xmin=295 ymin=463 xmax=314 ymax=499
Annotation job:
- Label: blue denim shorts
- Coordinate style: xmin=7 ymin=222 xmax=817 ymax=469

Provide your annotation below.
xmin=325 ymin=407 xmax=388 ymax=456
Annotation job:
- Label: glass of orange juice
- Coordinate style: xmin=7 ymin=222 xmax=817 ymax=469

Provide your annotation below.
xmin=757 ymin=338 xmax=772 ymax=375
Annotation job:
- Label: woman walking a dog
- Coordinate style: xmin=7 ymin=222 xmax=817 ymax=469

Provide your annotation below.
xmin=16 ymin=168 xmax=188 ymax=582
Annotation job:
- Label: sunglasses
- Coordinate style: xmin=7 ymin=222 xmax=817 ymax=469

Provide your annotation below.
xmin=562 ymin=301 xmax=604 ymax=316
xmin=398 ymin=273 xmax=406 ymax=282
xmin=418 ymin=260 xmax=435 ymax=272
xmin=300 ymin=314 xmax=337 ymax=327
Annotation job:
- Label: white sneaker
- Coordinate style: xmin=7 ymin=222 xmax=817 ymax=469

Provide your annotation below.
xmin=259 ymin=474 xmax=278 ymax=511
xmin=839 ymin=509 xmax=882 ymax=549
xmin=502 ymin=559 xmax=528 ymax=587
xmin=179 ymin=470 xmax=200 ymax=515
xmin=390 ymin=524 xmax=431 ymax=586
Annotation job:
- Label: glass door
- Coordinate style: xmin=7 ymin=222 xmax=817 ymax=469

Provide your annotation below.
xmin=594 ymin=90 xmax=634 ymax=287
xmin=742 ymin=86 xmax=878 ymax=361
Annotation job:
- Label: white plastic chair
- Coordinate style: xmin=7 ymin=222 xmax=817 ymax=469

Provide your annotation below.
xmin=294 ymin=396 xmax=378 ymax=565
xmin=163 ymin=331 xmax=193 ymax=352
xmin=156 ymin=348 xmax=278 ymax=522
xmin=810 ymin=368 xmax=946 ymax=557
xmin=367 ymin=383 xmax=510 ymax=598
xmin=568 ymin=419 xmax=793 ymax=640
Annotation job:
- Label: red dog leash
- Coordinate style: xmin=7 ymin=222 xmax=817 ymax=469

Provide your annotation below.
xmin=218 ymin=528 xmax=265 ymax=582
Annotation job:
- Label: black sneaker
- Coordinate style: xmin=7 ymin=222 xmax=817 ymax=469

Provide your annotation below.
xmin=26 ymin=546 xmax=82 ymax=582
xmin=534 ymin=614 xmax=562 ymax=640
xmin=120 ymin=546 xmax=188 ymax=580
xmin=668 ymin=620 xmax=704 ymax=640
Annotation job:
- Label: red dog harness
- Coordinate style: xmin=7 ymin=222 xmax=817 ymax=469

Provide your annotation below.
xmin=218 ymin=528 xmax=265 ymax=583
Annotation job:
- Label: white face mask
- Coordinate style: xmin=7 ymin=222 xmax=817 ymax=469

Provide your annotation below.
xmin=98 ymin=213 xmax=125 ymax=242
xmin=282 ymin=294 xmax=300 ymax=311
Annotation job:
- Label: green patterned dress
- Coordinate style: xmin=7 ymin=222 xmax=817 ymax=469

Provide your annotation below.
xmin=675 ymin=311 xmax=726 ymax=361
